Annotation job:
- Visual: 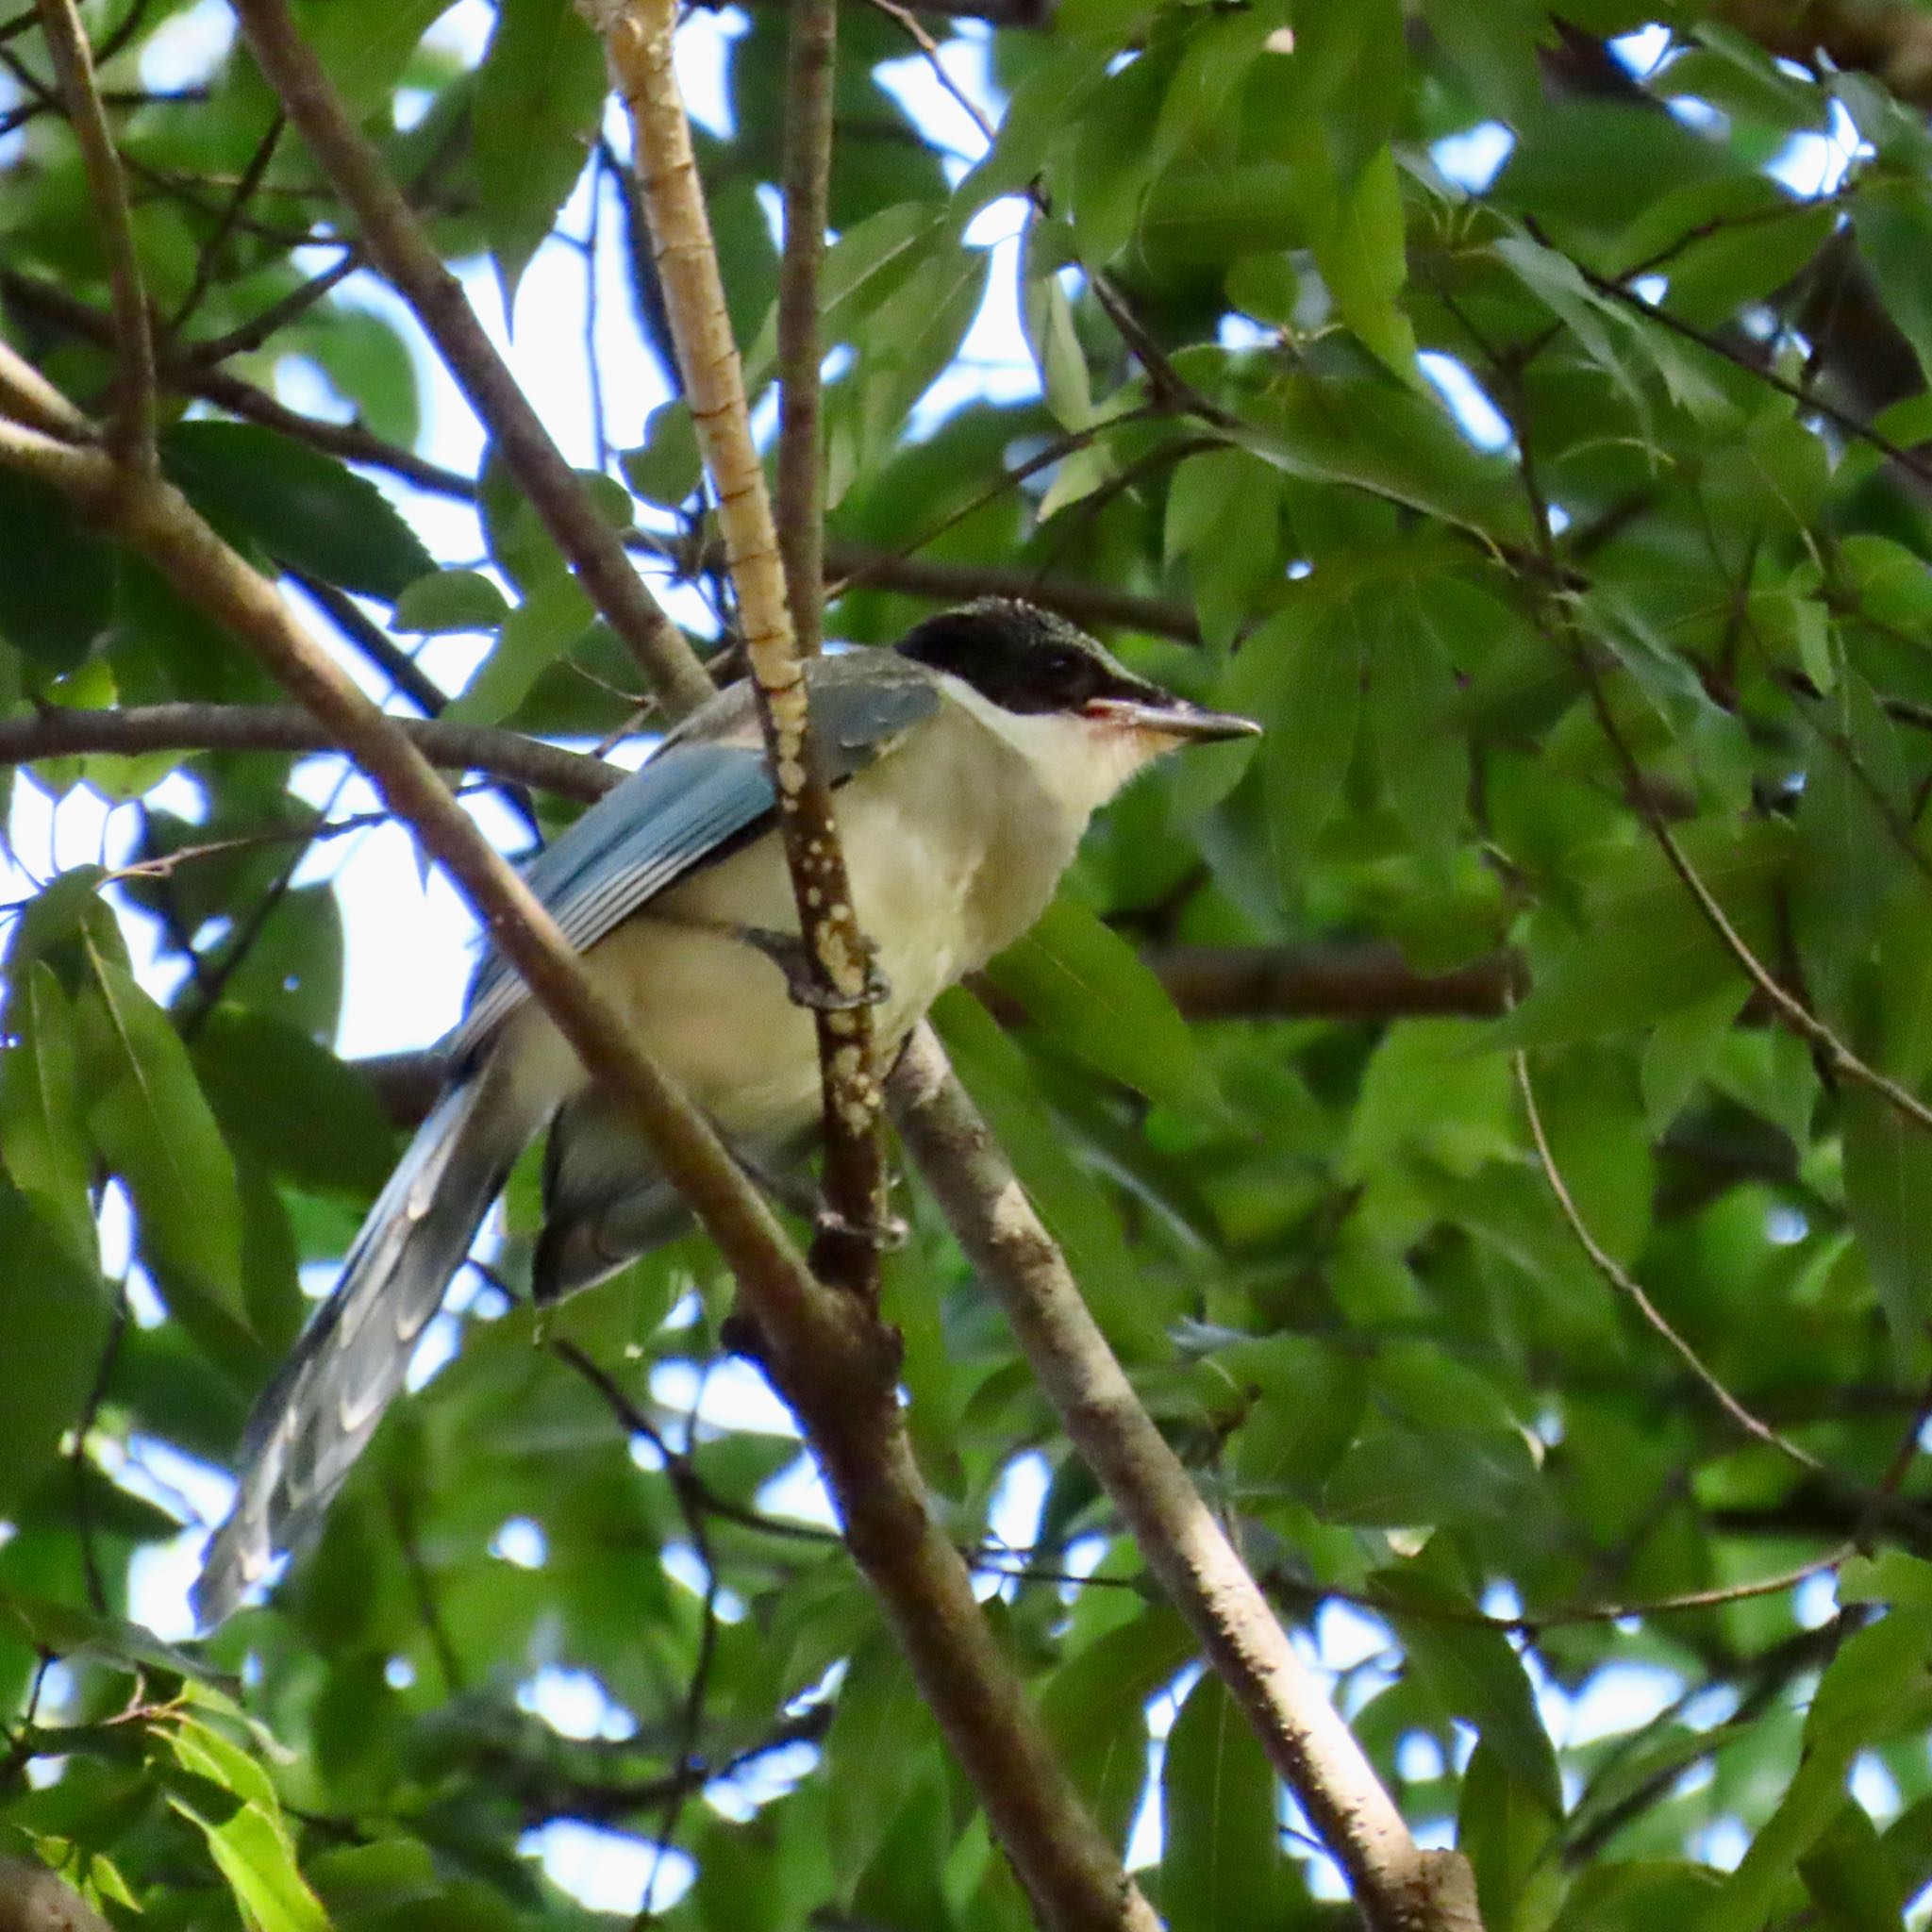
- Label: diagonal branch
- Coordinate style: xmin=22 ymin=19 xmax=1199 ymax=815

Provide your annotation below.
xmin=889 ymin=1024 xmax=1485 ymax=1932
xmin=34 ymin=0 xmax=154 ymax=467
xmin=1574 ymin=641 xmax=1932 ymax=1140
xmin=1512 ymin=1048 xmax=1829 ymax=1475
xmin=594 ymin=0 xmax=890 ymax=1280
xmin=225 ymin=0 xmax=715 ymax=718
xmin=0 ymin=391 xmax=1151 ymax=1932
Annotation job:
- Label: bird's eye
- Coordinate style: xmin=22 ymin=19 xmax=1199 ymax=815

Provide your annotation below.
xmin=1041 ymin=648 xmax=1084 ymax=682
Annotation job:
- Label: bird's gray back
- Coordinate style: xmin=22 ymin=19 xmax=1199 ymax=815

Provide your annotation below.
xmin=452 ymin=652 xmax=941 ymax=1058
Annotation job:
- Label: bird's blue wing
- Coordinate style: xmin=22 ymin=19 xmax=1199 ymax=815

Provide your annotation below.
xmin=451 ymin=658 xmax=940 ymax=1058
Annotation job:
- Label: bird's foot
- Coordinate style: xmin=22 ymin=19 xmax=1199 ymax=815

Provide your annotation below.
xmin=733 ymin=924 xmax=891 ymax=1012
xmin=812 ymin=1204 xmax=909 ymax=1251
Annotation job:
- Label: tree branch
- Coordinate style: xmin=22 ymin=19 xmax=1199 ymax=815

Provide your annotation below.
xmin=1149 ymin=941 xmax=1517 ymax=1020
xmin=1513 ymin=1049 xmax=1829 ymax=1475
xmin=0 ymin=391 xmax=1153 ymax=1932
xmin=0 ymin=702 xmax=621 ymax=801
xmin=2 ymin=265 xmax=1204 ymax=643
xmin=597 ymin=0 xmax=891 ymax=1281
xmin=34 ymin=0 xmax=154 ymax=467
xmin=225 ymin=0 xmax=715 ymax=717
xmin=774 ymin=0 xmax=834 ymax=660
xmin=890 ymin=1024 xmax=1485 ymax=1932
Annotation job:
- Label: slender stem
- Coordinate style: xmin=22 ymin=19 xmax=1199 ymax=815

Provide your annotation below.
xmin=1574 ymin=642 xmax=1932 ymax=1140
xmin=774 ymin=0 xmax=835 ymax=660
xmin=1512 ymin=1049 xmax=1829 ymax=1474
xmin=890 ymin=1025 xmax=1486 ymax=1932
xmin=0 ymin=700 xmax=622 ymax=802
xmin=226 ymin=0 xmax=714 ymax=717
xmin=34 ymin=0 xmax=155 ymax=467
xmin=597 ymin=0 xmax=890 ymax=1282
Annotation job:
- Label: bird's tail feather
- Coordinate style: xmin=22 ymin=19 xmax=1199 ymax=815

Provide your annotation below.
xmin=195 ymin=1073 xmax=524 ymax=1626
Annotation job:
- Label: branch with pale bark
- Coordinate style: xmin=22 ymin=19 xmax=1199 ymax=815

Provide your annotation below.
xmin=0 ymin=4 xmax=1161 ymax=1926
xmin=0 ymin=374 xmax=1149 ymax=1932
xmin=225 ymin=0 xmax=714 ymax=718
xmin=890 ymin=1024 xmax=1485 ymax=1932
xmin=593 ymin=0 xmax=891 ymax=1278
xmin=0 ymin=264 xmax=1205 ymax=645
xmin=0 ymin=702 xmax=621 ymax=802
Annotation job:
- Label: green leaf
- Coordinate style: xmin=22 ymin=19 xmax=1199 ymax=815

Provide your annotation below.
xmin=0 ymin=467 xmax=115 ymax=672
xmin=474 ymin=0 xmax=607 ymax=305
xmin=1312 ymin=144 xmax=1417 ymax=375
xmin=0 ymin=1583 xmax=229 ymax=1685
xmin=623 ymin=399 xmax=705 ymax=508
xmin=161 ymin=422 xmax=434 ymax=600
xmin=930 ymin=989 xmax=1156 ymax=1353
xmin=75 ymin=944 xmax=244 ymax=1329
xmin=1387 ymin=1581 xmax=1562 ymax=1813
xmin=288 ymin=0 xmax=450 ymax=112
xmin=0 ymin=1180 xmax=107 ymax=1513
xmin=1295 ymin=0 xmax=1404 ymax=181
xmin=1236 ymin=376 xmax=1527 ymax=541
xmin=393 ymin=569 xmax=511 ymax=634
xmin=1698 ymin=1627 xmax=1932 ymax=1932
xmin=1495 ymin=97 xmax=1740 ymax=234
xmin=1042 ymin=1608 xmax=1192 ymax=1845
xmin=1799 ymin=1802 xmax=1907 ymax=1932
xmin=446 ymin=573 xmax=595 ymax=724
xmin=1023 ymin=271 xmax=1093 ymax=431
xmin=1159 ymin=1669 xmax=1291 ymax=1931
xmin=1841 ymin=1090 xmax=1932 ymax=1348
xmin=1241 ymin=600 xmax=1363 ymax=888
xmin=0 ymin=962 xmax=96 ymax=1264
xmin=1324 ymin=1427 xmax=1538 ymax=1529
xmin=1855 ymin=178 xmax=1932 ymax=389
xmin=1458 ymin=1740 xmax=1562 ymax=1932
xmin=986 ymin=894 xmax=1223 ymax=1115
xmin=1215 ymin=1333 xmax=1367 ymax=1492
xmin=1491 ymin=822 xmax=1792 ymax=1049
xmin=745 ymin=200 xmax=952 ymax=393
xmin=159 ymin=1713 xmax=328 ymax=1932
xmin=1640 ymin=982 xmax=1747 ymax=1135
xmin=190 ymin=1009 xmax=396 ymax=1196
xmin=1370 ymin=580 xmax=1469 ymax=864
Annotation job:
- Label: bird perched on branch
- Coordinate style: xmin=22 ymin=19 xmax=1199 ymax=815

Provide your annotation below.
xmin=195 ymin=599 xmax=1257 ymax=1624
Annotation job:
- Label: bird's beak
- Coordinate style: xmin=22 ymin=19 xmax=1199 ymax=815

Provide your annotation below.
xmin=1086 ymin=692 xmax=1263 ymax=741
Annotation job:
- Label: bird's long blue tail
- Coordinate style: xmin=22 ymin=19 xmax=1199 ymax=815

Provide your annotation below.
xmin=194 ymin=1074 xmax=524 ymax=1626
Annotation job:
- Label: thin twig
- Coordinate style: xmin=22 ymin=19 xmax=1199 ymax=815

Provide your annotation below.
xmin=183 ymin=249 xmax=360 ymax=366
xmin=227 ymin=0 xmax=714 ymax=716
xmin=70 ymin=1288 xmax=130 ymax=1617
xmin=0 ymin=700 xmax=621 ymax=801
xmin=35 ymin=0 xmax=155 ymax=467
xmin=600 ymin=0 xmax=891 ymax=1281
xmin=162 ymin=109 xmax=285 ymax=343
xmin=774 ymin=0 xmax=835 ymax=658
xmin=1558 ymin=236 xmax=1932 ymax=497
xmin=890 ymin=1025 xmax=1483 ymax=1932
xmin=1574 ymin=643 xmax=1932 ymax=1139
xmin=1291 ymin=1546 xmax=1851 ymax=1637
xmin=1513 ymin=1050 xmax=1830 ymax=1475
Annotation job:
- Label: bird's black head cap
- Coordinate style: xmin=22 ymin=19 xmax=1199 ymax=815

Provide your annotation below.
xmin=893 ymin=599 xmax=1137 ymax=715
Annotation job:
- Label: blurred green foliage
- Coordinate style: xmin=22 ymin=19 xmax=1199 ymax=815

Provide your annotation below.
xmin=7 ymin=0 xmax=1932 ymax=1926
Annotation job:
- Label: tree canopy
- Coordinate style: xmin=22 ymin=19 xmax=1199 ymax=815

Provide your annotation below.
xmin=7 ymin=1 xmax=1932 ymax=1929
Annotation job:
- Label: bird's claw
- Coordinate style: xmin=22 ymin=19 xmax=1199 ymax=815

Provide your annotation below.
xmin=734 ymin=925 xmax=891 ymax=1012
xmin=813 ymin=1205 xmax=909 ymax=1251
